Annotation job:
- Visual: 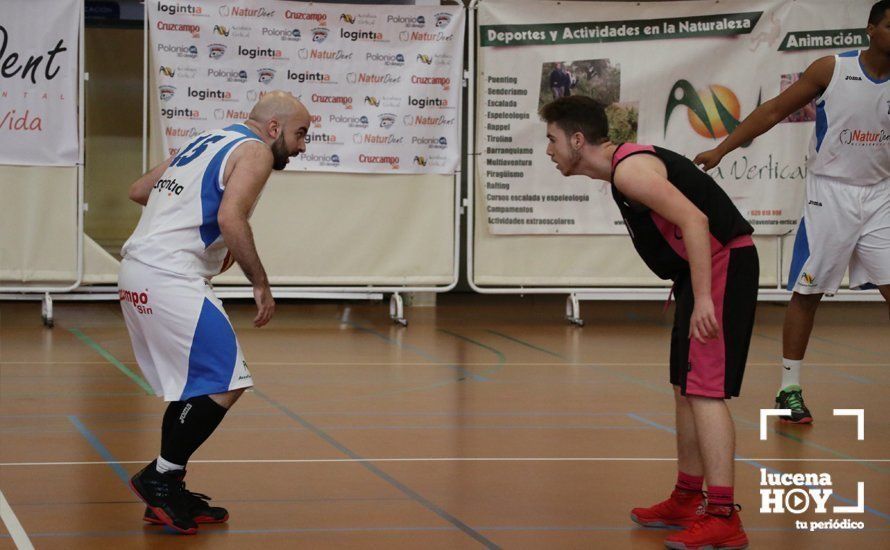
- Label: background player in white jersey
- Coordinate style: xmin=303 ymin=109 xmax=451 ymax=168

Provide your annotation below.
xmin=695 ymin=1 xmax=890 ymax=424
xmin=120 ymin=91 xmax=310 ymax=534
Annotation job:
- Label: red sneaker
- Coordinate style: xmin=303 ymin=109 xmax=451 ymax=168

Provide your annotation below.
xmin=663 ymin=505 xmax=749 ymax=549
xmin=631 ymin=489 xmax=705 ymax=529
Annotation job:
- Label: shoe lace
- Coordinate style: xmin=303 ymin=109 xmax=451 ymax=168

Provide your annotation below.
xmin=784 ymin=390 xmax=805 ymax=411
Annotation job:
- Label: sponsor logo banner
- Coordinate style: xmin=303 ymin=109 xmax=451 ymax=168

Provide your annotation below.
xmin=0 ymin=0 xmax=80 ymax=166
xmin=477 ymin=0 xmax=863 ymax=234
xmin=149 ymin=0 xmax=464 ymax=173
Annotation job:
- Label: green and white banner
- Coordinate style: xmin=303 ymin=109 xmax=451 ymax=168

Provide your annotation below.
xmin=476 ymin=0 xmax=874 ymax=235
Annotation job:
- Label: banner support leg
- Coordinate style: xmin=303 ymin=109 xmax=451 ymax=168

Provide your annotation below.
xmin=42 ymin=293 xmax=54 ymax=328
xmin=565 ymin=293 xmax=583 ymax=326
xmin=389 ymin=293 xmax=407 ymax=327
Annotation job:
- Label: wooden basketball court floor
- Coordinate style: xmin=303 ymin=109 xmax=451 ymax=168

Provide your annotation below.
xmin=0 ymin=295 xmax=887 ymax=549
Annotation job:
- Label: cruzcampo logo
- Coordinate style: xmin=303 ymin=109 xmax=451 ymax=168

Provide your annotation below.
xmin=665 ymin=80 xmax=761 ymax=144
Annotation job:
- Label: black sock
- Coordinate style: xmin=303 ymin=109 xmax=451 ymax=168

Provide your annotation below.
xmin=160 ymin=395 xmax=229 ymax=466
xmin=161 ymin=401 xmax=187 ymax=459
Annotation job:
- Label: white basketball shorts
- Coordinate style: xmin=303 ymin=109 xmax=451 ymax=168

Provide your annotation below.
xmin=788 ymin=175 xmax=890 ymax=294
xmin=118 ymin=257 xmax=253 ymax=401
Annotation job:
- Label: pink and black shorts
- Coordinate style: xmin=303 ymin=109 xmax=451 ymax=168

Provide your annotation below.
xmin=670 ymin=237 xmax=759 ymax=399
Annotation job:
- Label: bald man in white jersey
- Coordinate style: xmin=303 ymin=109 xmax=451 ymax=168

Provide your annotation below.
xmin=120 ymin=91 xmax=310 ymax=534
xmin=696 ymin=1 xmax=890 ymax=424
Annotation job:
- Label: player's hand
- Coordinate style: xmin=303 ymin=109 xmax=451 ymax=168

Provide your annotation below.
xmin=689 ymin=298 xmax=719 ymax=344
xmin=693 ymin=149 xmax=723 ymax=171
xmin=253 ymin=283 xmax=275 ymax=328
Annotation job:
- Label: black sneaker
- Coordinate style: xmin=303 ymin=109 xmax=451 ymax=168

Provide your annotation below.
xmin=143 ymin=470 xmax=228 ymax=525
xmin=775 ymin=385 xmax=813 ymax=424
xmin=129 ymin=461 xmax=198 ymax=534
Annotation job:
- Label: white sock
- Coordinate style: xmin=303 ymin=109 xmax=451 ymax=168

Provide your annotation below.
xmin=155 ymin=455 xmax=185 ymax=474
xmin=780 ymin=358 xmax=802 ymax=390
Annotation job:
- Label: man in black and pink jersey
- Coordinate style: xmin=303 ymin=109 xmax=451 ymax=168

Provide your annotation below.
xmin=541 ymin=95 xmax=757 ymax=550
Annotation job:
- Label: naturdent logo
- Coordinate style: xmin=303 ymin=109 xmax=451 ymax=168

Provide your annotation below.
xmin=399 ymin=30 xmax=453 ymax=42
xmin=219 ymin=5 xmax=274 ymax=18
xmin=300 ymin=48 xmax=352 ymax=61
xmin=839 ymin=128 xmax=890 ymax=147
xmin=665 ymin=80 xmax=761 ymax=142
xmin=346 ymin=72 xmax=401 ymax=85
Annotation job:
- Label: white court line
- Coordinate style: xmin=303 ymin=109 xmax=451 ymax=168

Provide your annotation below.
xmin=1 ymin=457 xmax=888 ymax=467
xmin=0 ymin=488 xmax=35 ymax=550
xmin=2 ymin=361 xmax=887 ymax=367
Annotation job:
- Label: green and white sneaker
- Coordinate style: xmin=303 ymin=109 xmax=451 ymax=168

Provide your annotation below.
xmin=775 ymin=385 xmax=813 ymax=424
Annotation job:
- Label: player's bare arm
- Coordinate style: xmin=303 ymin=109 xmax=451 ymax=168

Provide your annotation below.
xmin=614 ymin=155 xmax=719 ymax=343
xmin=694 ymin=56 xmax=834 ymax=170
xmin=128 ymin=156 xmax=174 ymax=206
xmin=218 ymin=141 xmax=275 ymax=327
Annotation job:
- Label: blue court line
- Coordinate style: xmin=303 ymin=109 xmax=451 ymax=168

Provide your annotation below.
xmin=733 ymin=417 xmax=890 ymax=475
xmin=810 ymin=334 xmax=890 ymax=361
xmin=0 ymin=424 xmax=654 ymax=435
xmin=752 ymin=332 xmax=876 ymax=385
xmin=486 ymin=330 xmax=673 ymax=396
xmin=486 ymin=330 xmax=567 ymax=359
xmin=626 ymin=413 xmax=890 ymax=522
xmin=489 ymin=330 xmax=886 ymax=473
xmin=437 ymin=329 xmax=506 ymax=379
xmin=252 ymin=388 xmax=501 ymax=549
xmin=67 ymin=416 xmax=130 ymax=484
xmin=343 ymin=320 xmax=488 ymax=382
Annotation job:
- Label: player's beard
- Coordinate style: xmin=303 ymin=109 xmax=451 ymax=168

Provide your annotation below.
xmin=271 ymin=131 xmax=289 ymax=171
xmin=564 ymin=147 xmax=582 ymax=176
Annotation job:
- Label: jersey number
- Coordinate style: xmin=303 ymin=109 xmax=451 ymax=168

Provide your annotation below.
xmin=170 ymin=134 xmax=225 ymax=167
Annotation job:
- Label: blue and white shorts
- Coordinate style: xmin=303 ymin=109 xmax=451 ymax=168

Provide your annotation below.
xmin=118 ymin=257 xmax=253 ymax=401
xmin=788 ymin=176 xmax=890 ymax=295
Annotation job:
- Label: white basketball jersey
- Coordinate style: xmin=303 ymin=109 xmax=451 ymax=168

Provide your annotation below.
xmin=122 ymin=124 xmax=263 ymax=278
xmin=808 ymin=50 xmax=890 ymax=185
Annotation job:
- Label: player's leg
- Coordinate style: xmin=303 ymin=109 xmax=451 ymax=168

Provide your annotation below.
xmin=665 ymin=245 xmax=756 ymax=550
xmin=780 ymin=176 xmax=860 ymax=422
xmin=849 ymin=179 xmax=890 ymax=320
xmin=631 ymin=274 xmax=704 ymax=529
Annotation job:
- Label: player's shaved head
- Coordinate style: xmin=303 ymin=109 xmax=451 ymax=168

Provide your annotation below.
xmin=248 ymin=91 xmax=308 ymax=124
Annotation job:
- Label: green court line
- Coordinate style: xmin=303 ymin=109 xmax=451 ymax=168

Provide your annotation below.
xmin=485 ymin=330 xmax=566 ymax=360
xmin=438 ymin=329 xmax=507 ymax=363
xmin=68 ymin=329 xmax=154 ymax=395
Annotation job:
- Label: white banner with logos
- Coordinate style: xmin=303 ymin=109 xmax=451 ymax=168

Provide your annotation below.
xmin=149 ymin=0 xmax=464 ymax=174
xmin=477 ymin=0 xmax=873 ymax=234
xmin=0 ymin=0 xmax=80 ymax=166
